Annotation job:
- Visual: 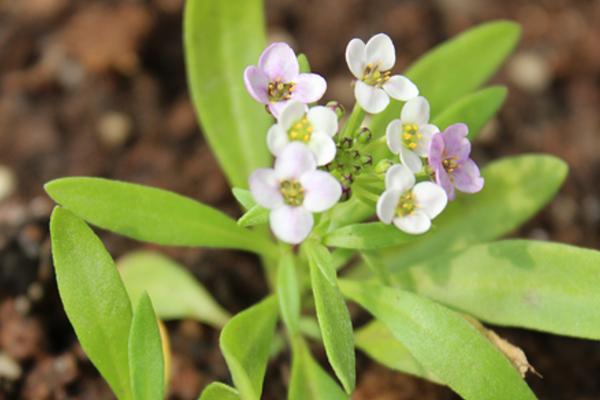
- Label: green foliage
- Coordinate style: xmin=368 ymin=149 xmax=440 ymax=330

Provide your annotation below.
xmin=324 ymin=222 xmax=413 ymax=250
xmin=128 ymin=294 xmax=164 ymax=400
xmin=118 ymin=251 xmax=230 ymax=327
xmin=45 ymin=177 xmax=275 ymax=256
xmin=238 ymin=205 xmax=269 ymax=227
xmin=297 ymin=53 xmax=311 ymax=73
xmin=199 ymin=383 xmax=241 ymax=400
xmin=220 ymin=296 xmax=278 ymax=400
xmin=232 ymin=188 xmax=256 ymax=211
xmin=393 ymin=240 xmax=600 ymax=340
xmin=277 ymin=252 xmax=300 ymax=334
xmin=184 ymin=0 xmax=272 ymax=187
xmin=340 ymin=280 xmax=536 ymax=400
xmin=50 ymin=207 xmax=133 ymax=400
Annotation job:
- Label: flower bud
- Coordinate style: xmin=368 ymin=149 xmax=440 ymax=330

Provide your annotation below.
xmin=356 ymin=127 xmax=372 ymax=144
xmin=375 ymin=159 xmax=394 ymax=175
xmin=326 ymin=101 xmax=345 ymax=120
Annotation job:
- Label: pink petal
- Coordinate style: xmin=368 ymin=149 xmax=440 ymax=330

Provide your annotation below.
xmin=244 ymin=66 xmax=269 ymax=103
xmin=453 ymin=159 xmax=484 ymax=194
xmin=270 ymin=205 xmax=314 ymax=244
xmin=442 ymin=123 xmax=471 ymax=161
xmin=435 ymin=167 xmax=455 ymax=201
xmin=274 ymin=142 xmax=316 ymax=180
xmin=293 ymin=73 xmax=327 ymax=104
xmin=428 ymin=133 xmax=445 ymax=170
xmin=300 ymin=170 xmax=342 ymax=212
xmin=249 ymin=168 xmax=283 ymax=209
xmin=268 ymin=100 xmax=292 ymax=118
xmin=259 ymin=42 xmax=299 ymax=82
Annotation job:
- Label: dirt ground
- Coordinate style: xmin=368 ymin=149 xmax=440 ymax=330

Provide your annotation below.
xmin=1 ymin=0 xmax=600 ymax=399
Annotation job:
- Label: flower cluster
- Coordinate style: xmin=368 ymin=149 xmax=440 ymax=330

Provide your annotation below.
xmin=244 ymin=34 xmax=484 ymax=243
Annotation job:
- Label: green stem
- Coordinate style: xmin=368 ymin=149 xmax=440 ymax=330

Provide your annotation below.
xmin=340 ymin=103 xmax=365 ymax=138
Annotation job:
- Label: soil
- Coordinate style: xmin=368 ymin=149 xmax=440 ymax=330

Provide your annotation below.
xmin=1 ymin=0 xmax=600 ymax=399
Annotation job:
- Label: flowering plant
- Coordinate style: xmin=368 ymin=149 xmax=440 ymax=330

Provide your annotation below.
xmin=43 ymin=1 xmax=600 ymax=399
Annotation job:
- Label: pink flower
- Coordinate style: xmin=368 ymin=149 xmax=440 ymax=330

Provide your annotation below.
xmin=244 ymin=43 xmax=327 ymax=117
xmin=428 ymin=123 xmax=484 ymax=201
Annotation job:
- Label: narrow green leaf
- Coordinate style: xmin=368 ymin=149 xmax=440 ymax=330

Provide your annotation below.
xmin=50 ymin=207 xmax=133 ymax=400
xmin=308 ymin=247 xmax=355 ymax=394
xmin=129 ymin=293 xmax=164 ymax=400
xmin=220 ymin=296 xmax=278 ymax=400
xmin=288 ymin=338 xmax=348 ymax=400
xmin=361 ymin=250 xmax=391 ymax=285
xmin=340 ymin=280 xmax=536 ymax=400
xmin=324 ymin=222 xmax=413 ymax=250
xmin=199 ymin=382 xmax=240 ymax=400
xmin=277 ymin=252 xmax=300 ymax=334
xmin=237 ymin=204 xmax=269 ymax=227
xmin=184 ymin=0 xmax=271 ymax=187
xmin=118 ymin=251 xmax=230 ymax=328
xmin=232 ymin=188 xmax=256 ymax=211
xmin=331 ymin=248 xmax=356 ymax=271
xmin=297 ymin=53 xmax=311 ymax=73
xmin=45 ymin=177 xmax=276 ymax=257
xmin=394 ymin=240 xmax=600 ymax=340
xmin=432 ymin=86 xmax=508 ymax=140
xmin=303 ymin=240 xmax=336 ymax=285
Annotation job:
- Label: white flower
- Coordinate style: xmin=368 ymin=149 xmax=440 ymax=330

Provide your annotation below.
xmin=345 ymin=33 xmax=419 ymax=114
xmin=249 ymin=142 xmax=342 ymax=244
xmin=386 ymin=96 xmax=439 ymax=173
xmin=376 ymin=164 xmax=447 ymax=234
xmin=267 ymin=101 xmax=338 ymax=166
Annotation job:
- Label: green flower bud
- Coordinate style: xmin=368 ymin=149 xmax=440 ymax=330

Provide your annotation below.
xmin=326 ymin=101 xmax=345 ymax=120
xmin=375 ymin=159 xmax=395 ymax=175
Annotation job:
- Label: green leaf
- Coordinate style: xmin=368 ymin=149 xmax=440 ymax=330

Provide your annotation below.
xmin=297 ymin=53 xmax=311 ymax=73
xmin=45 ymin=177 xmax=276 ymax=257
xmin=118 ymin=251 xmax=230 ymax=328
xmin=394 ymin=240 xmax=600 ymax=340
xmin=237 ymin=205 xmax=269 ymax=227
xmin=184 ymin=0 xmax=271 ymax=187
xmin=370 ymin=21 xmax=521 ymax=136
xmin=303 ymin=239 xmax=336 ymax=285
xmin=199 ymin=382 xmax=240 ymax=400
xmin=288 ymin=338 xmax=348 ymax=400
xmin=277 ymin=252 xmax=300 ymax=334
xmin=340 ymin=280 xmax=536 ymax=400
xmin=50 ymin=207 xmax=133 ymax=400
xmin=324 ymin=222 xmax=413 ymax=250
xmin=128 ymin=293 xmax=164 ymax=400
xmin=232 ymin=188 xmax=256 ymax=211
xmin=432 ymin=86 xmax=507 ymax=140
xmin=220 ymin=296 xmax=278 ymax=400
xmin=355 ymin=320 xmax=440 ymax=384
xmin=307 ymin=245 xmax=355 ymax=394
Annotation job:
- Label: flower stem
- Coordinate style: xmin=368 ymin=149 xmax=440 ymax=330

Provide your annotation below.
xmin=340 ymin=103 xmax=365 ymax=138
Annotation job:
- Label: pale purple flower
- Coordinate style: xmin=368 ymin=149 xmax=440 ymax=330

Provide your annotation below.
xmin=249 ymin=142 xmax=342 ymax=244
xmin=376 ymin=164 xmax=447 ymax=234
xmin=428 ymin=123 xmax=484 ymax=201
xmin=244 ymin=42 xmax=327 ymax=117
xmin=267 ymin=101 xmax=338 ymax=166
xmin=345 ymin=33 xmax=419 ymax=114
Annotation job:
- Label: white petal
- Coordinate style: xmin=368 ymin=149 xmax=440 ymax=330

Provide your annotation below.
xmin=393 ymin=211 xmax=431 ymax=234
xmin=266 ymin=124 xmax=289 ymax=157
xmin=345 ymin=38 xmax=367 ymax=79
xmin=413 ymin=182 xmax=448 ymax=220
xmin=300 ymin=170 xmax=342 ymax=212
xmin=383 ymin=75 xmax=419 ymax=102
xmin=307 ymin=132 xmax=336 ymax=166
xmin=307 ymin=106 xmax=338 ymax=137
xmin=365 ymin=33 xmax=395 ymax=70
xmin=279 ymin=101 xmax=307 ymax=131
xmin=249 ymin=168 xmax=283 ymax=209
xmin=400 ymin=96 xmax=429 ymax=125
xmin=355 ymin=81 xmax=390 ymax=114
xmin=385 ymin=164 xmax=415 ymax=192
xmin=414 ymin=123 xmax=438 ymax=157
xmin=385 ymin=119 xmax=403 ymax=154
xmin=400 ymin=146 xmax=423 ymax=173
xmin=270 ymin=205 xmax=314 ymax=244
xmin=275 ymin=142 xmax=317 ymax=180
xmin=376 ymin=189 xmax=401 ymax=224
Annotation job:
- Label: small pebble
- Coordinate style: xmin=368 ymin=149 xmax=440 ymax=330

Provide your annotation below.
xmin=0 ymin=353 xmax=21 ymax=381
xmin=97 ymin=112 xmax=133 ymax=149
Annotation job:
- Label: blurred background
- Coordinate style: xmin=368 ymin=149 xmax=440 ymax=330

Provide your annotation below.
xmin=1 ymin=0 xmax=599 ymax=398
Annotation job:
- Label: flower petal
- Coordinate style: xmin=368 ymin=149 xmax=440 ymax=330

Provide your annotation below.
xmin=259 ymin=42 xmax=299 ymax=82
xmin=270 ymin=205 xmax=314 ymax=244
xmin=307 ymin=106 xmax=338 ymax=137
xmin=365 ymin=33 xmax=395 ymax=70
xmin=400 ymin=96 xmax=429 ymax=125
xmin=435 ymin=167 xmax=456 ymax=201
xmin=266 ymin=124 xmax=289 ymax=157
xmin=400 ymin=146 xmax=423 ymax=173
xmin=268 ymin=100 xmax=290 ymax=118
xmin=355 ymin=81 xmax=389 ymax=114
xmin=393 ymin=211 xmax=431 ymax=235
xmin=376 ymin=189 xmax=401 ymax=224
xmin=249 ymin=168 xmax=283 ymax=209
xmin=413 ymin=182 xmax=447 ymax=219
xmin=275 ymin=142 xmax=316 ymax=180
xmin=442 ymin=123 xmax=471 ymax=160
xmin=244 ymin=66 xmax=269 ymax=103
xmin=385 ymin=119 xmax=403 ymax=154
xmin=300 ymin=170 xmax=342 ymax=212
xmin=414 ymin=124 xmax=438 ymax=157
xmin=428 ymin=133 xmax=445 ymax=169
xmin=383 ymin=75 xmax=419 ymax=102
xmin=279 ymin=101 xmax=308 ymax=131
xmin=385 ymin=164 xmax=415 ymax=192
xmin=453 ymin=159 xmax=485 ymax=194
xmin=307 ymin=132 xmax=336 ymax=166
xmin=345 ymin=38 xmax=367 ymax=79
xmin=293 ymin=73 xmax=327 ymax=104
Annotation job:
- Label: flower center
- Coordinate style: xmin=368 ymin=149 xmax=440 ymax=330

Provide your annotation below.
xmin=395 ymin=191 xmax=416 ymax=217
xmin=268 ymin=79 xmax=296 ymax=102
xmin=401 ymin=123 xmax=422 ymax=150
xmin=442 ymin=157 xmax=459 ymax=174
xmin=287 ymin=117 xmax=313 ymax=143
xmin=361 ymin=63 xmax=391 ymax=87
xmin=280 ymin=179 xmax=305 ymax=206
